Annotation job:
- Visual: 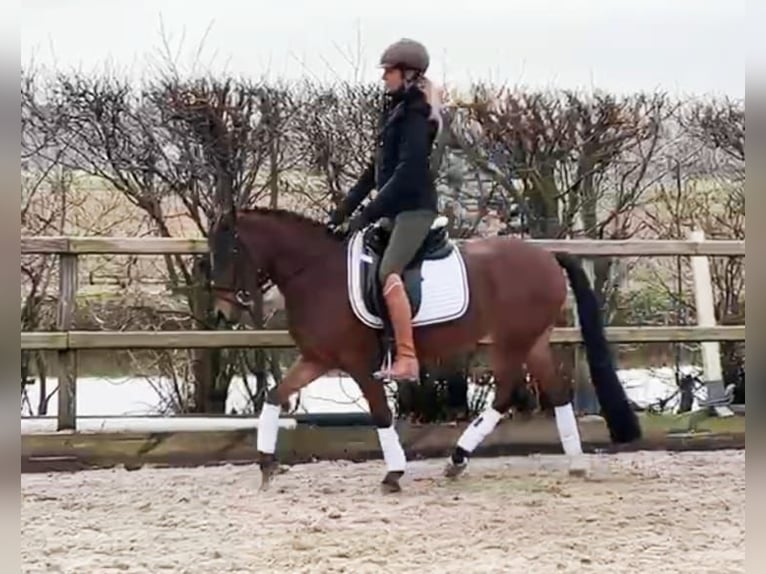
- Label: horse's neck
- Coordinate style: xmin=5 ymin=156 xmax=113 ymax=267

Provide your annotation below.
xmin=254 ymin=219 xmax=341 ymax=292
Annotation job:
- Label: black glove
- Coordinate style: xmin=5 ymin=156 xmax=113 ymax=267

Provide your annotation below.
xmin=347 ymin=214 xmax=368 ymax=234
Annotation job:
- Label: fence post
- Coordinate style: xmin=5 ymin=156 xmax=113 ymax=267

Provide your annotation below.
xmin=688 ymin=229 xmax=733 ymax=417
xmin=56 ymin=252 xmax=78 ymax=431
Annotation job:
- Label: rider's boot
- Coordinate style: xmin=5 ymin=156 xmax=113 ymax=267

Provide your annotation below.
xmin=374 ymin=274 xmax=420 ymax=382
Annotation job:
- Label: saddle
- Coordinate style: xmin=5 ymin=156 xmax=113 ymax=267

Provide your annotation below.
xmin=360 ymin=215 xmax=453 ymax=323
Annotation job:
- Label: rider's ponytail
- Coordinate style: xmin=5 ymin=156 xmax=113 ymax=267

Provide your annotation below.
xmin=418 ymin=75 xmax=444 ymax=136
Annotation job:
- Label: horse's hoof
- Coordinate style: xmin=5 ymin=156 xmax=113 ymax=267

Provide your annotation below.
xmin=444 ymin=459 xmax=468 ymax=479
xmin=259 ymin=459 xmax=281 ymax=491
xmin=568 ymin=457 xmax=589 ymax=478
xmin=381 ymin=470 xmax=404 ymax=493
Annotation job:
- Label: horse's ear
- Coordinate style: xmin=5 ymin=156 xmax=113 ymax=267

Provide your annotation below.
xmin=212 ymin=185 xmax=236 ymax=229
xmin=211 ymin=199 xmax=236 ymax=234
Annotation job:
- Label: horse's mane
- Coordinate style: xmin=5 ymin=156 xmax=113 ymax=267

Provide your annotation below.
xmin=238 ymin=206 xmax=343 ymax=241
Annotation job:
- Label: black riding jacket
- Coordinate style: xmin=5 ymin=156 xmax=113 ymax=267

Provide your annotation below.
xmin=340 ymin=85 xmax=439 ymax=224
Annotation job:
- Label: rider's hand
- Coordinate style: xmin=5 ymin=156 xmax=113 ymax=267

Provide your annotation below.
xmin=347 ymin=215 xmax=367 ymax=234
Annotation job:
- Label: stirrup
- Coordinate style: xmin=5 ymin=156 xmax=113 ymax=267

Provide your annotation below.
xmin=372 ymin=351 xmax=417 ymax=382
xmin=372 ymin=354 xmax=420 ymax=383
xmin=373 ymin=369 xmax=420 ymax=383
xmin=373 ymin=351 xmax=394 ymax=382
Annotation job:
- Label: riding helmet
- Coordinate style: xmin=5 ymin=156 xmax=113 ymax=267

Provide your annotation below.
xmin=379 ymin=38 xmax=430 ymax=73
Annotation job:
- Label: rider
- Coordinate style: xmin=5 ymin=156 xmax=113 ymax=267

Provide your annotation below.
xmin=328 ymin=37 xmax=441 ymax=383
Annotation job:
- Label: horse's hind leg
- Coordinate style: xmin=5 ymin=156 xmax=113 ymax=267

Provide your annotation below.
xmin=526 ymin=330 xmax=588 ymax=477
xmin=445 ymin=346 xmax=525 ymax=478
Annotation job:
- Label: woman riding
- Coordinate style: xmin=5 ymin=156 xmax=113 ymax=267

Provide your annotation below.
xmin=328 ymin=37 xmax=442 ymax=383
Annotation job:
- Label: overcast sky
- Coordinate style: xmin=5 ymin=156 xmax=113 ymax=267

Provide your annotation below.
xmin=21 ymin=0 xmax=744 ymax=97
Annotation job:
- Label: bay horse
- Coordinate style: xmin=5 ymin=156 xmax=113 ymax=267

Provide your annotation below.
xmin=209 ymin=207 xmax=642 ymax=492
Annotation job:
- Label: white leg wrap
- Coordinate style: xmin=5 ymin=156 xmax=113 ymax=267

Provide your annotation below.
xmin=457 ymin=407 xmax=504 ymax=453
xmin=376 ymin=425 xmax=407 ymax=472
xmin=256 ymin=403 xmax=281 ymax=454
xmin=555 ymin=403 xmax=583 ymax=457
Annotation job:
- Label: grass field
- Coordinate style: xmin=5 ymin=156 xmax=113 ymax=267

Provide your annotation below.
xmin=638 ymin=411 xmax=745 ymax=435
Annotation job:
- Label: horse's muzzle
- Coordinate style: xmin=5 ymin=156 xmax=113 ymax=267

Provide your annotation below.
xmin=213 ymin=297 xmax=237 ymax=323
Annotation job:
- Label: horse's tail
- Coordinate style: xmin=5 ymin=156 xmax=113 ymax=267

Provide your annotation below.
xmin=554 ymin=252 xmax=642 ymax=444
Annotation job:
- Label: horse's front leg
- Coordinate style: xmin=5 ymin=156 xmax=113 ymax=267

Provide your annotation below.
xmin=257 ymin=356 xmax=327 ymax=490
xmin=350 ymin=367 xmax=407 ymax=493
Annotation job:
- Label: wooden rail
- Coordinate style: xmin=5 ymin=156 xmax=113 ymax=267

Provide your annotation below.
xmin=20 ymin=235 xmax=746 ymax=431
xmin=21 ymin=326 xmax=746 ymax=351
xmin=21 ymin=236 xmax=746 ymax=256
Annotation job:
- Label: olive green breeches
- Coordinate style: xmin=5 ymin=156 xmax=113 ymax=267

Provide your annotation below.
xmin=377 ymin=210 xmax=436 ymax=284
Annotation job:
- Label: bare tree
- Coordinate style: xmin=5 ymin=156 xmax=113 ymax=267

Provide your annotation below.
xmin=162 ymin=76 xmax=310 ymax=410
xmin=21 ymin=68 xmax=68 ymax=414
xmin=450 ymin=87 xmax=673 ymax=309
xmin=642 ymin=98 xmax=745 ymax=391
xmin=21 ymin=66 xmax=306 ymax=413
xmin=294 ymin=80 xmax=381 ymax=214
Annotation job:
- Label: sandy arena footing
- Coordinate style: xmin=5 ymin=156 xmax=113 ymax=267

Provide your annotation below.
xmin=21 ymin=450 xmax=745 ymax=573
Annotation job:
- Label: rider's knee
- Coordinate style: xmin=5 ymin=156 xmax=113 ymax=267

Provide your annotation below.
xmin=378 ymin=258 xmax=400 ymax=282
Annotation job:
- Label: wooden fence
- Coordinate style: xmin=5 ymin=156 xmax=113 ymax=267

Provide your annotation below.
xmin=21 ymin=236 xmax=746 ymax=431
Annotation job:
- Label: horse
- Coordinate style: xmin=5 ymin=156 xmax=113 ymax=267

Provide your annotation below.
xmin=208 ymin=206 xmax=642 ymax=492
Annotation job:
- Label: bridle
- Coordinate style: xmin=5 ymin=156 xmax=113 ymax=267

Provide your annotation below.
xmin=210 ymin=227 xmax=271 ymax=311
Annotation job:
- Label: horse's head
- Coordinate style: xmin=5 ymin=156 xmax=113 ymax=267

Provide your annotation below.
xmin=208 ymin=207 xmax=341 ymax=323
xmin=207 ymin=212 xmax=265 ymax=324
